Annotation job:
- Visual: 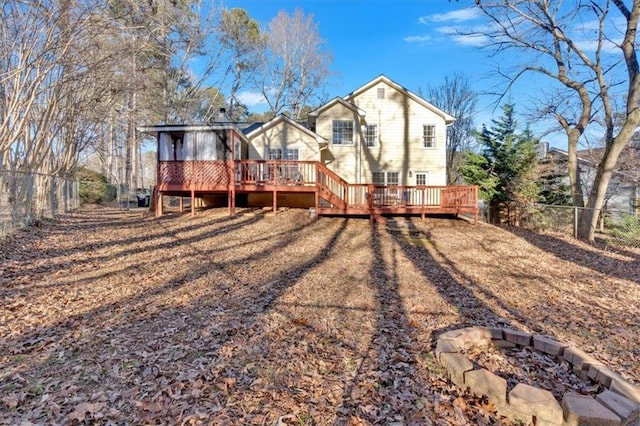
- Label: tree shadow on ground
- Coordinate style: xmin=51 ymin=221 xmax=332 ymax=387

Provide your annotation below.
xmin=504 ymin=226 xmax=640 ymax=284
xmin=0 ymin=208 xmax=273 ymax=293
xmin=0 ymin=214 xmax=349 ymax=424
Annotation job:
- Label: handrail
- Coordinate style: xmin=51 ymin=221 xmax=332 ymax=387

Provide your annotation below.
xmin=158 ymin=160 xmax=478 ymax=215
xmin=316 ymin=162 xmax=348 ymax=207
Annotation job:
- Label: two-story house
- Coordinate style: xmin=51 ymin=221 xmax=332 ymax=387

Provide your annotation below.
xmin=140 ymin=75 xmax=478 ymax=222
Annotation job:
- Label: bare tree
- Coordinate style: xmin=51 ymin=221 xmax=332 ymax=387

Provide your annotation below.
xmin=472 ymin=0 xmax=640 ymax=242
xmin=423 ymin=73 xmax=478 ymax=184
xmin=255 ymin=9 xmax=332 ymax=119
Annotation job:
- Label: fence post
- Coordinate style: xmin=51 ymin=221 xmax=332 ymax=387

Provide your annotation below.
xmin=573 ymin=206 xmax=578 ymax=239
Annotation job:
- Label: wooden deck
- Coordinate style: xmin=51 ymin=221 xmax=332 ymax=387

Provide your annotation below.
xmin=156 ymin=160 xmax=479 ymax=223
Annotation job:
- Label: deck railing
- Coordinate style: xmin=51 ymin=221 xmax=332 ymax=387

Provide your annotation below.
xmin=235 ymin=160 xmax=317 ymax=186
xmin=157 ymin=160 xmax=477 ymax=213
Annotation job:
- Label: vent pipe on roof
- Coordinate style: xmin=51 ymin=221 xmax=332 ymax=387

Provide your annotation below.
xmin=215 ymin=107 xmax=231 ymax=123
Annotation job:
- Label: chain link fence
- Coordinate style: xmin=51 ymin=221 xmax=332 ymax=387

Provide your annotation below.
xmin=0 ymin=169 xmax=80 ymax=238
xmin=518 ymin=203 xmax=640 ymax=249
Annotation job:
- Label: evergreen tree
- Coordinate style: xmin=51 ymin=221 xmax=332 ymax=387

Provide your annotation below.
xmin=461 ymin=104 xmax=540 ymax=224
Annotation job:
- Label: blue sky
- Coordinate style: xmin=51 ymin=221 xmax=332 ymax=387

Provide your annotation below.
xmin=218 ymin=0 xmax=563 ymax=146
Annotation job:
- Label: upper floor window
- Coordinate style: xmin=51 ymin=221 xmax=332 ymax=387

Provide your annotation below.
xmin=364 ymin=124 xmax=378 ymax=147
xmin=423 ymin=125 xmax=436 ymax=148
xmin=377 ymin=87 xmax=385 ymax=99
xmin=333 ymin=120 xmax=354 ymax=145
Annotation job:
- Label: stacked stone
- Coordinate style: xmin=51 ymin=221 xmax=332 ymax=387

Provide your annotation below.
xmin=435 ymin=326 xmax=640 ymax=425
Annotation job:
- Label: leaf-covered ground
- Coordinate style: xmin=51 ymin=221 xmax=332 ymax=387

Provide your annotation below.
xmin=1 ymin=206 xmax=638 ymax=425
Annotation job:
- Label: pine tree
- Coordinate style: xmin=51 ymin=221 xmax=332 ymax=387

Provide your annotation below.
xmin=461 ymin=104 xmax=540 ymax=224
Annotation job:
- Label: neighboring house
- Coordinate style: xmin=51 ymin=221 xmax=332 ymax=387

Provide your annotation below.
xmin=545 ymin=146 xmax=640 ymax=219
xmin=139 ymin=75 xmax=477 ymax=221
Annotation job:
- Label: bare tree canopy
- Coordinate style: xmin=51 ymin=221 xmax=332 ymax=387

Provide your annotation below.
xmin=472 ymin=0 xmax=640 ymax=242
xmin=255 ymin=8 xmax=333 ymax=120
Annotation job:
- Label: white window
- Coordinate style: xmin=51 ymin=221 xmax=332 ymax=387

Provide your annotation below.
xmin=372 ymin=172 xmax=385 ymax=185
xmin=268 ymin=148 xmax=282 ymax=160
xmin=364 ymin=124 xmax=378 ymax=147
xmin=377 ymin=87 xmax=385 ymax=99
xmin=283 ymin=148 xmax=299 ymax=160
xmin=415 ymin=172 xmax=428 ymax=186
xmin=386 ymin=172 xmax=399 ymax=185
xmin=333 ymin=120 xmax=354 ymax=145
xmin=372 ymin=171 xmax=399 ymax=186
xmin=423 ymin=125 xmax=436 ymax=148
xmin=268 ymin=148 xmax=299 ymax=160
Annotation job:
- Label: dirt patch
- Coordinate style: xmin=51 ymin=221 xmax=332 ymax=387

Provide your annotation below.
xmin=1 ymin=207 xmax=638 ymax=424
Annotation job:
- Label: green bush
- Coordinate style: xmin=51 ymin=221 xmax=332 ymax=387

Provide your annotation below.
xmin=611 ymin=214 xmax=640 ymax=246
xmin=76 ymin=167 xmax=113 ymax=204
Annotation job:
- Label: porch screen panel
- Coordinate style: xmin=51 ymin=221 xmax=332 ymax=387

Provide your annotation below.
xmin=196 ymin=132 xmax=217 ymax=160
xmin=159 ymin=133 xmax=172 ymax=161
xmin=183 ymin=132 xmax=195 ymax=160
xmin=175 ymin=137 xmax=186 ymax=161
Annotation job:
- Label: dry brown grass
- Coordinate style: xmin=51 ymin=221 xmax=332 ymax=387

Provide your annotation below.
xmin=1 ymin=206 xmax=638 ymax=425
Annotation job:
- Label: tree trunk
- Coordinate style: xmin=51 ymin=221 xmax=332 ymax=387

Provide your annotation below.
xmin=577 ymin=139 xmax=628 ymax=242
xmin=566 ymin=129 xmax=585 ymax=209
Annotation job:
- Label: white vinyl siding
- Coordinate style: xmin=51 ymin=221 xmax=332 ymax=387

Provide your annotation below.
xmin=247 ymin=118 xmax=321 ymax=162
xmin=315 ymin=79 xmax=448 ymax=185
xmin=332 ymin=120 xmax=354 ymax=145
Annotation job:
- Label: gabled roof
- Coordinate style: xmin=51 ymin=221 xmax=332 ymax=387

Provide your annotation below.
xmin=307 ymin=97 xmax=367 ymax=118
xmin=244 ymin=114 xmax=328 ymax=145
xmin=344 ymin=74 xmax=456 ymax=125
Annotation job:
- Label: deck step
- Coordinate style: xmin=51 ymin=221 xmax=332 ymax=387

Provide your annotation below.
xmin=385 ymin=218 xmax=426 ymax=237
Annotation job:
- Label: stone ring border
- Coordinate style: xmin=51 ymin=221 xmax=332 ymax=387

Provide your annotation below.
xmin=435 ymin=327 xmax=640 ymax=425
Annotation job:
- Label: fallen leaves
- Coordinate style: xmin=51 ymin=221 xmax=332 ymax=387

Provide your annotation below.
xmin=0 ymin=207 xmax=638 ymax=424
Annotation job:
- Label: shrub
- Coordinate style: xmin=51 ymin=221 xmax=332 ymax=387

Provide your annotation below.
xmin=611 ymin=214 xmax=640 ymax=246
xmin=76 ymin=167 xmax=114 ymax=204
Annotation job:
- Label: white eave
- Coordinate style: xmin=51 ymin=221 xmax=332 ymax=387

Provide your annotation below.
xmin=308 ymin=97 xmax=366 ymax=119
xmin=245 ymin=114 xmax=328 ymax=146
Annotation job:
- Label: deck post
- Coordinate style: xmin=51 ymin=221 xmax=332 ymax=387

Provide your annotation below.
xmin=314 ymin=188 xmax=319 ymax=221
xmin=229 ymin=160 xmax=236 ymax=216
xmin=191 ymin=190 xmax=195 ymax=216
xmin=157 ymin=192 xmax=163 ymax=217
xmin=368 ymin=184 xmax=374 ymax=223
xmin=421 ymin=187 xmax=426 ymax=220
xmin=272 ymin=190 xmax=277 ymax=215
xmin=474 ymin=186 xmax=479 ymax=225
xmin=179 ymin=196 xmax=184 ymax=213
